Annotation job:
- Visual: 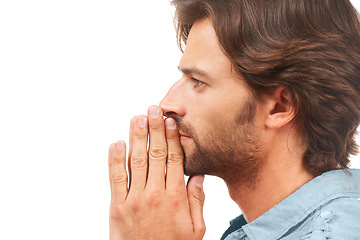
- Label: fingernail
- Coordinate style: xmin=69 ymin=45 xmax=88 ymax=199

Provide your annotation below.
xmin=116 ymin=141 xmax=125 ymax=151
xmin=149 ymin=106 xmax=160 ymax=119
xmin=165 ymin=118 xmax=177 ymax=129
xmin=137 ymin=117 xmax=147 ymax=128
xmin=196 ymin=175 xmax=205 ymax=189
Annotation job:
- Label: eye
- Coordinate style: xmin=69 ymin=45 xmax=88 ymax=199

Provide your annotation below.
xmin=192 ymin=78 xmax=205 ymax=88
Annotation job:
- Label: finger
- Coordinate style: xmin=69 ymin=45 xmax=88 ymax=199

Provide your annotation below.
xmin=108 ymin=141 xmax=128 ymax=203
xmin=187 ymin=175 xmax=206 ymax=238
xmin=127 ymin=117 xmax=134 ymax=187
xmin=165 ymin=117 xmax=186 ymax=189
xmin=128 ymin=116 xmax=148 ymax=194
xmin=146 ymin=106 xmax=167 ymax=188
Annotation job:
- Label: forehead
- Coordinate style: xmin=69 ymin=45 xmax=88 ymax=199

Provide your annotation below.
xmin=179 ymin=18 xmax=234 ymax=77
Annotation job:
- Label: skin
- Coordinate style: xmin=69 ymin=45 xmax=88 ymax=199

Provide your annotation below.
xmin=108 ymin=112 xmax=205 ymax=240
xmin=161 ymin=18 xmax=262 ymax=186
xmin=108 ymin=18 xmax=315 ymax=239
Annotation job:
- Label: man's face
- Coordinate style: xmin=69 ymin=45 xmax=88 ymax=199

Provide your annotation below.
xmin=160 ymin=18 xmax=263 ymax=184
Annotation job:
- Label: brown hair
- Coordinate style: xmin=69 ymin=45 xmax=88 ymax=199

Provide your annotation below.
xmin=172 ymin=0 xmax=360 ymax=176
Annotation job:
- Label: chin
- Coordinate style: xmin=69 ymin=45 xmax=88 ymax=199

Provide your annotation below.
xmin=181 ymin=141 xmax=208 ymax=176
xmin=183 ymin=157 xmax=207 ymax=176
xmin=183 ymin=155 xmax=195 ymax=176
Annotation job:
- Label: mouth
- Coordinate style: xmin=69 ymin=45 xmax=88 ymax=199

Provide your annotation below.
xmin=179 ymin=131 xmax=192 ymax=142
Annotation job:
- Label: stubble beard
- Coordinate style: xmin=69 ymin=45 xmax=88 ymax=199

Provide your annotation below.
xmin=174 ymin=97 xmax=262 ymax=188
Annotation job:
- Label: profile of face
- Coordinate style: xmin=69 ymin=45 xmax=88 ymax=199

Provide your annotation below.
xmin=160 ymin=18 xmax=263 ymax=184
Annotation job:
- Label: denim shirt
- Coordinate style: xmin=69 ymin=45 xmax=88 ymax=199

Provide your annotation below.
xmin=221 ymin=169 xmax=360 ymax=240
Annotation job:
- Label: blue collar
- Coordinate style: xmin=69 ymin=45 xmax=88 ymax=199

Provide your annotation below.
xmin=223 ymin=169 xmax=360 ymax=240
xmin=241 ymin=169 xmax=360 ymax=239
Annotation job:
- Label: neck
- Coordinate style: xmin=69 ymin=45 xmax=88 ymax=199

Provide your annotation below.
xmin=226 ymin=135 xmax=314 ymax=223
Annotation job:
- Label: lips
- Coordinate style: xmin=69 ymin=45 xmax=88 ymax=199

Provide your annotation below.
xmin=179 ymin=131 xmax=192 ymax=142
xmin=179 ymin=131 xmax=191 ymax=138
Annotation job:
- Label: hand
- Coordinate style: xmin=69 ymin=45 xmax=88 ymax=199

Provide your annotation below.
xmin=108 ymin=106 xmax=206 ymax=240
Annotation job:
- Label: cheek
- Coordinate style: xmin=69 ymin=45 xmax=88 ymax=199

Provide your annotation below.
xmin=192 ymin=113 xmax=228 ymax=144
xmin=187 ymin=87 xmax=249 ymax=139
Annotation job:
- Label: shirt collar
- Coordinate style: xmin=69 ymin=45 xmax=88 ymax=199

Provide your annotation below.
xmin=241 ymin=169 xmax=360 ymax=239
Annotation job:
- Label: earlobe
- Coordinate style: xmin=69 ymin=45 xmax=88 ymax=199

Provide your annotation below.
xmin=265 ymin=87 xmax=296 ymax=129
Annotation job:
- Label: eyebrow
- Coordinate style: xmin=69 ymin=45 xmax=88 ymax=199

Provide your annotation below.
xmin=177 ymin=66 xmax=211 ymax=79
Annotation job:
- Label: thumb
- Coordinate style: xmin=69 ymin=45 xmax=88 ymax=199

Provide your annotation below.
xmin=187 ymin=175 xmax=206 ymax=238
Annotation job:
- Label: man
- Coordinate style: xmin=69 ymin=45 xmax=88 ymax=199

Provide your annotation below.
xmin=108 ymin=0 xmax=360 ymax=239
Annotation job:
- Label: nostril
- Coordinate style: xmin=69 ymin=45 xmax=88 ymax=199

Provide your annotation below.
xmin=163 ymin=111 xmax=178 ymax=118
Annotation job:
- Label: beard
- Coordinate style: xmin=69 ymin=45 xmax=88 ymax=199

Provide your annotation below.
xmin=174 ymin=96 xmax=263 ymax=187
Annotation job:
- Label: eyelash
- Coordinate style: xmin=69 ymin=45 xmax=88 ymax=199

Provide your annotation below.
xmin=192 ymin=78 xmax=205 ymax=88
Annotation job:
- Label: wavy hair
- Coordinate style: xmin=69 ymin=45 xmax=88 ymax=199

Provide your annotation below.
xmin=172 ymin=0 xmax=360 ymax=176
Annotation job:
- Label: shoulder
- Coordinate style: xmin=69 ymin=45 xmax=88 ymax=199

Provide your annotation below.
xmin=321 ymin=197 xmax=360 ymax=238
xmin=298 ymin=196 xmax=360 ymax=239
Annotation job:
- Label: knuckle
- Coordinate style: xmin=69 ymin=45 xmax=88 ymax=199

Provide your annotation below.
xmin=166 ymin=133 xmax=178 ymax=140
xmin=111 ymin=151 xmax=124 ymax=163
xmin=167 ymin=188 xmax=183 ymax=200
xmin=190 ymin=191 xmax=205 ymax=205
xmin=109 ymin=203 xmax=126 ymax=219
xmin=146 ymin=189 xmax=163 ymax=207
xmin=167 ymin=189 xmax=185 ymax=207
xmin=149 ymin=146 xmax=167 ymax=160
xmin=112 ymin=173 xmax=128 ymax=185
xmin=150 ymin=121 xmax=163 ymax=130
xmin=131 ymin=156 xmax=147 ymax=169
xmin=128 ymin=194 xmax=142 ymax=213
xmin=134 ymin=129 xmax=147 ymax=138
xmin=130 ymin=202 xmax=141 ymax=213
xmin=167 ymin=152 xmax=183 ymax=165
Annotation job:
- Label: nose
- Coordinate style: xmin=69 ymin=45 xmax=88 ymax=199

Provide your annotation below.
xmin=159 ymin=79 xmax=186 ymax=118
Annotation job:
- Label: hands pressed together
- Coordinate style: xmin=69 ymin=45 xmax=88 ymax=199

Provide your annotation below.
xmin=108 ymin=106 xmax=206 ymax=240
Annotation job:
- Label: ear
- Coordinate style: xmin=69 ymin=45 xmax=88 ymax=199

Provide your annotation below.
xmin=264 ymin=87 xmax=296 ymax=129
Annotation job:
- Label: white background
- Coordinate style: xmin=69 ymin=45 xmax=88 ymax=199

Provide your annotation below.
xmin=1 ymin=1 xmax=359 ymax=239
